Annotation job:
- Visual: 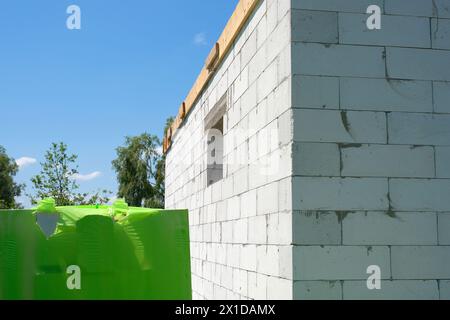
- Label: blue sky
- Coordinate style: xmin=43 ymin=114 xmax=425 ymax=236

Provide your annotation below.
xmin=0 ymin=0 xmax=238 ymax=208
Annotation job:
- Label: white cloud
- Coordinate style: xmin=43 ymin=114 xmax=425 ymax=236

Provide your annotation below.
xmin=156 ymin=146 xmax=163 ymax=156
xmin=194 ymin=32 xmax=207 ymax=46
xmin=16 ymin=157 xmax=37 ymax=169
xmin=72 ymin=171 xmax=102 ymax=182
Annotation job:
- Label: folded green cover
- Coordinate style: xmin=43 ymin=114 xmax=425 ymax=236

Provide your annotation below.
xmin=0 ymin=200 xmax=192 ymax=300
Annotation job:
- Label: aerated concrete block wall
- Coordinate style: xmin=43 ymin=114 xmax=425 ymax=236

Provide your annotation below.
xmin=165 ymin=0 xmax=294 ymax=300
xmin=291 ymin=0 xmax=450 ymax=300
xmin=166 ymin=0 xmax=450 ymax=300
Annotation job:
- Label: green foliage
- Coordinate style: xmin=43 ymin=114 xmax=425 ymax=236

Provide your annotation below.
xmin=30 ymin=142 xmax=111 ymax=206
xmin=144 ymin=116 xmax=173 ymax=209
xmin=0 ymin=146 xmax=24 ymax=209
xmin=73 ymin=189 xmax=113 ymax=206
xmin=164 ymin=116 xmax=175 ymax=135
xmin=30 ymin=142 xmax=78 ymax=206
xmin=112 ymin=133 xmax=164 ymax=208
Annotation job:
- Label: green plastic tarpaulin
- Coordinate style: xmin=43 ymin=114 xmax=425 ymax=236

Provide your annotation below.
xmin=0 ymin=199 xmax=192 ymax=300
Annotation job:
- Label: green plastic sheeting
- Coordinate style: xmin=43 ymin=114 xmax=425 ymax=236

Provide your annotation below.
xmin=0 ymin=201 xmax=192 ymax=300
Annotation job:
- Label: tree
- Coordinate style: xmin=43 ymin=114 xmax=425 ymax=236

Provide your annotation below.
xmin=30 ymin=142 xmax=111 ymax=206
xmin=112 ymin=133 xmax=162 ymax=208
xmin=72 ymin=190 xmax=112 ymax=206
xmin=144 ymin=154 xmax=165 ymax=208
xmin=0 ymin=146 xmax=24 ymax=209
xmin=143 ymin=117 xmax=174 ymax=208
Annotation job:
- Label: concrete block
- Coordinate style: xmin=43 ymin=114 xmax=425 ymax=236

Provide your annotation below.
xmin=436 ymin=0 xmax=450 ymax=18
xmin=268 ymin=121 xmax=281 ymax=155
xmin=278 ymin=178 xmax=292 ymax=213
xmin=241 ymin=189 xmax=257 ymax=218
xmin=240 ymin=83 xmax=257 ymax=118
xmin=221 ymin=266 xmax=234 ymax=290
xmin=437 ymin=147 xmax=450 ymax=178
xmin=211 ymin=223 xmax=221 ymax=243
xmin=343 ymin=212 xmax=438 ymax=245
xmin=279 ymin=245 xmax=294 ymax=280
xmin=205 ymin=280 xmax=215 ymax=299
xmin=248 ymin=133 xmax=258 ymax=164
xmin=266 ymin=13 xmax=290 ymax=64
xmin=293 ymin=246 xmax=391 ymax=280
xmin=388 ymin=113 xmax=450 ymax=146
xmin=340 ymin=78 xmax=433 ymax=113
xmin=241 ymin=30 xmax=257 ymax=69
xmin=233 ymin=65 xmax=249 ymax=103
xmin=256 ymin=11 xmax=267 ymax=49
xmin=441 ymin=280 xmax=450 ymax=299
xmin=257 ymin=60 xmax=278 ymax=103
xmin=248 ymin=272 xmax=267 ymax=300
xmin=267 ymin=213 xmax=292 ymax=245
xmin=438 ymin=213 xmax=450 ymax=244
xmin=222 ymin=221 xmax=234 ymax=243
xmin=343 ymin=280 xmax=439 ymax=300
xmin=264 ymin=146 xmax=293 ymax=183
xmin=239 ymin=269 xmax=248 ymax=297
xmin=257 ymin=182 xmax=279 ymax=215
xmin=227 ymin=196 xmax=240 ymax=221
xmin=277 ymin=110 xmax=293 ymax=147
xmin=292 ymin=10 xmax=338 ymax=43
xmin=432 ymin=18 xmax=450 ymax=49
xmin=390 ymin=179 xmax=450 ymax=211
xmin=206 ymin=205 xmax=217 ymax=225
xmin=273 ymin=78 xmax=291 ymax=118
xmin=254 ymin=107 xmax=269 ymax=152
xmin=293 ymin=142 xmax=340 ymax=177
xmin=293 ymin=43 xmax=385 ymax=78
xmin=244 ymin=0 xmax=265 ymax=38
xmin=249 ymin=161 xmax=268 ymax=190
xmin=341 ymin=145 xmax=435 ymax=178
xmin=256 ymin=245 xmax=281 ymax=276
xmin=277 ymin=0 xmax=290 ymax=21
xmin=293 ymin=211 xmax=342 ymax=245
xmin=339 ymin=13 xmax=430 ymax=48
xmin=233 ymin=167 xmax=249 ymax=195
xmin=203 ymin=224 xmax=212 ymax=243
xmin=293 ymin=177 xmax=389 ymax=211
xmin=248 ymin=45 xmax=267 ymax=87
xmin=387 ymin=47 xmax=450 ymax=81
xmin=213 ymin=284 xmax=227 ymax=299
xmin=226 ymin=244 xmax=240 ymax=268
xmin=248 ymin=215 xmax=267 ymax=244
xmin=277 ymin=36 xmax=291 ymax=82
xmin=211 ymin=182 xmax=223 ymax=203
xmin=385 ymin=0 xmax=435 ymax=17
xmin=228 ymin=55 xmax=241 ymax=85
xmin=233 ymin=218 xmax=248 ymax=244
xmin=292 ymin=75 xmax=339 ymax=109
xmin=266 ymin=0 xmax=278 ymax=36
xmin=294 ymin=281 xmax=342 ymax=300
xmin=434 ymin=81 xmax=450 ymax=114
xmin=216 ymin=201 xmax=227 ymax=222
xmin=267 ymin=277 xmax=293 ymax=300
xmin=217 ymin=244 xmax=227 ymax=265
xmin=391 ymin=246 xmax=450 ymax=279
xmin=204 ymin=185 xmax=212 ymax=206
xmin=240 ymin=244 xmax=257 ymax=272
xmin=294 ymin=109 xmax=387 ymax=144
xmin=292 ymin=0 xmax=383 ymax=13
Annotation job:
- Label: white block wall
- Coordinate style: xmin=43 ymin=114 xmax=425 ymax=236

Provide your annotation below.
xmin=291 ymin=0 xmax=450 ymax=300
xmin=165 ymin=0 xmax=294 ymax=300
xmin=166 ymin=0 xmax=450 ymax=300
